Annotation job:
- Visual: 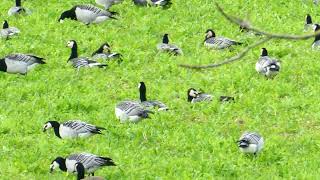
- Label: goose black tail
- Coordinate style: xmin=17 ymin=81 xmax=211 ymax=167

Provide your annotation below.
xmin=97 ymin=64 xmax=108 ymax=68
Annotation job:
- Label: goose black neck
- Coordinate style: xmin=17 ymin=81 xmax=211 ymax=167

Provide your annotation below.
xmin=187 ymin=95 xmax=193 ymax=102
xmin=76 ymin=163 xmax=85 ymax=180
xmin=315 ymin=26 xmax=320 ymax=42
xmin=3 ymin=21 xmax=9 ymax=29
xmin=16 ymin=0 xmax=21 ymax=6
xmin=163 ymin=35 xmax=169 ymax=44
xmin=49 ymin=121 xmax=61 ymax=138
xmin=306 ymin=15 xmax=312 ymax=24
xmin=261 ymin=49 xmax=268 ymax=56
xmin=55 ymin=157 xmax=67 ymax=171
xmin=69 ymin=45 xmax=78 ymax=60
xmin=0 ymin=59 xmax=7 ymax=72
xmin=92 ymin=45 xmax=105 ymax=56
xmin=139 ymin=85 xmax=147 ymax=102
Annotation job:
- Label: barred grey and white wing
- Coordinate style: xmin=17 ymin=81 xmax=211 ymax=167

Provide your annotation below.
xmin=191 ymin=93 xmax=212 ymax=103
xmin=5 ymin=54 xmax=45 ymax=65
xmin=8 ymin=7 xmax=32 ymax=16
xmin=92 ymin=52 xmax=122 ymax=61
xmin=115 ymin=101 xmax=150 ymax=123
xmin=0 ymin=27 xmax=20 ymax=39
xmin=204 ymin=37 xmax=241 ymax=49
xmin=96 ymin=0 xmax=123 ymax=9
xmin=75 ymin=4 xmax=115 ymax=24
xmin=157 ymin=43 xmax=183 ymax=55
xmin=141 ymin=100 xmax=168 ymax=111
xmin=239 ymin=132 xmax=262 ymax=145
xmin=255 ymin=56 xmax=280 ymax=77
xmin=69 ymin=58 xmax=106 ymax=69
xmin=62 ymin=120 xmax=104 ymax=134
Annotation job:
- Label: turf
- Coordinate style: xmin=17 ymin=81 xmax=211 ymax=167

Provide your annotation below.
xmin=1 ymin=0 xmax=320 ymax=179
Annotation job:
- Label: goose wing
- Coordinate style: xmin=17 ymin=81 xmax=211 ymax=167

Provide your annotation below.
xmin=62 ymin=120 xmax=104 ymax=134
xmin=116 ymin=101 xmax=147 ymax=116
xmin=5 ymin=53 xmax=45 ymax=65
xmin=240 ymin=132 xmax=262 ymax=145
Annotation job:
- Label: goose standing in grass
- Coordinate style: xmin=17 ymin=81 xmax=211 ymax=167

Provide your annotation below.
xmin=187 ymin=88 xmax=212 ymax=103
xmin=157 ymin=34 xmax=183 ymax=55
xmin=312 ymin=24 xmax=320 ymax=48
xmin=92 ymin=43 xmax=122 ymax=63
xmin=138 ymin=82 xmax=168 ymax=111
xmin=66 ymin=40 xmax=107 ymax=71
xmin=8 ymin=0 xmax=31 ymax=16
xmin=0 ymin=20 xmax=20 ymax=39
xmin=96 ymin=0 xmax=123 ymax=9
xmin=75 ymin=162 xmax=105 ymax=180
xmin=115 ymin=101 xmax=153 ymax=123
xmin=0 ymin=53 xmax=45 ymax=75
xmin=133 ymin=0 xmax=172 ymax=8
xmin=59 ymin=4 xmax=116 ymax=25
xmin=43 ymin=120 xmax=105 ymax=139
xmin=255 ymin=48 xmax=281 ymax=78
xmin=204 ymin=29 xmax=242 ymax=49
xmin=304 ymin=14 xmax=314 ymax=32
xmin=50 ymin=153 xmax=116 ymax=176
xmin=237 ymin=132 xmax=264 ymax=155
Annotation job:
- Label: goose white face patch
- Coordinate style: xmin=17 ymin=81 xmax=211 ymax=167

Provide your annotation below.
xmin=50 ymin=161 xmax=59 ymax=172
xmin=206 ymin=31 xmax=213 ymax=38
xmin=43 ymin=122 xmax=52 ymax=131
xmin=67 ymin=41 xmax=74 ymax=48
xmin=189 ymin=89 xmax=198 ymax=97
xmin=103 ymin=45 xmax=110 ymax=50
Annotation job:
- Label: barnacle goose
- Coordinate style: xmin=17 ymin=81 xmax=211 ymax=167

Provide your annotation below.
xmin=0 ymin=20 xmax=20 ymax=39
xmin=59 ymin=4 xmax=116 ymax=25
xmin=187 ymin=88 xmax=212 ymax=103
xmin=204 ymin=29 xmax=242 ymax=49
xmin=312 ymin=24 xmax=320 ymax=48
xmin=43 ymin=120 xmax=105 ymax=139
xmin=8 ymin=0 xmax=31 ymax=16
xmin=115 ymin=101 xmax=153 ymax=123
xmin=157 ymin=34 xmax=183 ymax=55
xmin=304 ymin=14 xmax=314 ymax=32
xmin=138 ymin=82 xmax=168 ymax=111
xmin=0 ymin=53 xmax=45 ymax=75
xmin=75 ymin=162 xmax=105 ymax=180
xmin=133 ymin=0 xmax=172 ymax=8
xmin=67 ymin=40 xmax=107 ymax=70
xmin=255 ymin=48 xmax=281 ymax=78
xmin=96 ymin=0 xmax=123 ymax=10
xmin=92 ymin=43 xmax=122 ymax=63
xmin=50 ymin=153 xmax=116 ymax=175
xmin=237 ymin=132 xmax=264 ymax=155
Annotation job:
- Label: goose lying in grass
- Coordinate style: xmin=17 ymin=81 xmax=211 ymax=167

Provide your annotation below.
xmin=59 ymin=4 xmax=116 ymax=25
xmin=138 ymin=82 xmax=168 ymax=111
xmin=237 ymin=132 xmax=264 ymax=155
xmin=67 ymin=40 xmax=107 ymax=71
xmin=96 ymin=0 xmax=123 ymax=9
xmin=0 ymin=20 xmax=20 ymax=39
xmin=187 ymin=88 xmax=234 ymax=103
xmin=304 ymin=14 xmax=314 ymax=32
xmin=92 ymin=43 xmax=122 ymax=63
xmin=50 ymin=153 xmax=116 ymax=176
xmin=8 ymin=0 xmax=31 ymax=16
xmin=133 ymin=0 xmax=172 ymax=8
xmin=312 ymin=24 xmax=320 ymax=49
xmin=204 ymin=29 xmax=242 ymax=49
xmin=115 ymin=101 xmax=153 ymax=123
xmin=157 ymin=34 xmax=183 ymax=55
xmin=43 ymin=120 xmax=105 ymax=139
xmin=255 ymin=48 xmax=281 ymax=78
xmin=0 ymin=53 xmax=45 ymax=75
xmin=76 ymin=162 xmax=106 ymax=180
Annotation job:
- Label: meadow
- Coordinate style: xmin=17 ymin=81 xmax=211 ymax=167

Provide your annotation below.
xmin=1 ymin=0 xmax=320 ymax=179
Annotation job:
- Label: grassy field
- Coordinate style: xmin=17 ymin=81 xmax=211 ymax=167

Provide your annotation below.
xmin=1 ymin=0 xmax=320 ymax=179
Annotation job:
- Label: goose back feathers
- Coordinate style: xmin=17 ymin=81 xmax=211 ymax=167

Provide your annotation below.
xmin=204 ymin=29 xmax=242 ymax=49
xmin=138 ymin=82 xmax=168 ymax=111
xmin=157 ymin=34 xmax=183 ymax=55
xmin=238 ymin=132 xmax=264 ymax=155
xmin=255 ymin=48 xmax=281 ymax=78
xmin=115 ymin=101 xmax=152 ymax=123
xmin=8 ymin=0 xmax=31 ymax=16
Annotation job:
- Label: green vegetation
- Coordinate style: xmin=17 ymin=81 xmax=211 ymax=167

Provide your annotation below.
xmin=1 ymin=0 xmax=320 ymax=179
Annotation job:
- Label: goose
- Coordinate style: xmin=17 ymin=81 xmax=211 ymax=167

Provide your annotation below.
xmin=133 ymin=0 xmax=172 ymax=8
xmin=255 ymin=48 xmax=281 ymax=78
xmin=0 ymin=53 xmax=45 ymax=75
xmin=312 ymin=24 xmax=320 ymax=49
xmin=50 ymin=153 xmax=116 ymax=176
xmin=59 ymin=4 xmax=116 ymax=25
xmin=304 ymin=14 xmax=314 ymax=32
xmin=204 ymin=29 xmax=242 ymax=49
xmin=8 ymin=0 xmax=31 ymax=16
xmin=96 ymin=0 xmax=123 ymax=9
xmin=187 ymin=88 xmax=212 ymax=103
xmin=237 ymin=132 xmax=264 ymax=155
xmin=66 ymin=40 xmax=107 ymax=71
xmin=43 ymin=120 xmax=106 ymax=139
xmin=75 ymin=162 xmax=106 ymax=180
xmin=0 ymin=20 xmax=20 ymax=39
xmin=157 ymin=34 xmax=183 ymax=55
xmin=92 ymin=43 xmax=122 ymax=63
xmin=115 ymin=101 xmax=153 ymax=123
xmin=138 ymin=82 xmax=168 ymax=111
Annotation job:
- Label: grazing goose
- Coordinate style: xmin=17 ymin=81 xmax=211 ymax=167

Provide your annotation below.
xmin=204 ymin=29 xmax=242 ymax=49
xmin=237 ymin=132 xmax=264 ymax=155
xmin=0 ymin=20 xmax=20 ymax=39
xmin=67 ymin=40 xmax=107 ymax=70
xmin=157 ymin=34 xmax=183 ymax=55
xmin=96 ymin=0 xmax=123 ymax=9
xmin=8 ymin=0 xmax=31 ymax=16
xmin=115 ymin=101 xmax=153 ymax=123
xmin=92 ymin=43 xmax=122 ymax=63
xmin=255 ymin=48 xmax=281 ymax=78
xmin=304 ymin=14 xmax=314 ymax=32
xmin=133 ymin=0 xmax=172 ymax=8
xmin=43 ymin=120 xmax=105 ymax=139
xmin=76 ymin=162 xmax=106 ymax=180
xmin=187 ymin=88 xmax=212 ymax=103
xmin=59 ymin=4 xmax=116 ymax=25
xmin=0 ymin=53 xmax=45 ymax=75
xmin=138 ymin=82 xmax=168 ymax=111
xmin=312 ymin=24 xmax=320 ymax=48
xmin=50 ymin=153 xmax=116 ymax=175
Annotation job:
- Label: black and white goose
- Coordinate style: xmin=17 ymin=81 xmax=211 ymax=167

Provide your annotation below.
xmin=50 ymin=153 xmax=116 ymax=176
xmin=204 ymin=29 xmax=242 ymax=49
xmin=96 ymin=0 xmax=123 ymax=9
xmin=255 ymin=48 xmax=281 ymax=78
xmin=8 ymin=0 xmax=31 ymax=16
xmin=312 ymin=24 xmax=320 ymax=49
xmin=67 ymin=40 xmax=107 ymax=70
xmin=115 ymin=101 xmax=153 ymax=123
xmin=304 ymin=14 xmax=314 ymax=32
xmin=157 ymin=34 xmax=183 ymax=55
xmin=43 ymin=120 xmax=105 ymax=139
xmin=133 ymin=0 xmax=172 ymax=8
xmin=92 ymin=43 xmax=122 ymax=63
xmin=75 ymin=162 xmax=106 ymax=180
xmin=59 ymin=4 xmax=116 ymax=25
xmin=0 ymin=53 xmax=45 ymax=75
xmin=138 ymin=82 xmax=168 ymax=111
xmin=237 ymin=132 xmax=264 ymax=155
xmin=187 ymin=88 xmax=212 ymax=103
xmin=0 ymin=20 xmax=20 ymax=39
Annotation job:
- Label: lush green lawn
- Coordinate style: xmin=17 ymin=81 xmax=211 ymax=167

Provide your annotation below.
xmin=1 ymin=0 xmax=320 ymax=179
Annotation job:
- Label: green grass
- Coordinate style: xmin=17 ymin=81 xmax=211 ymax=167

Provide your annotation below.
xmin=1 ymin=0 xmax=320 ymax=179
